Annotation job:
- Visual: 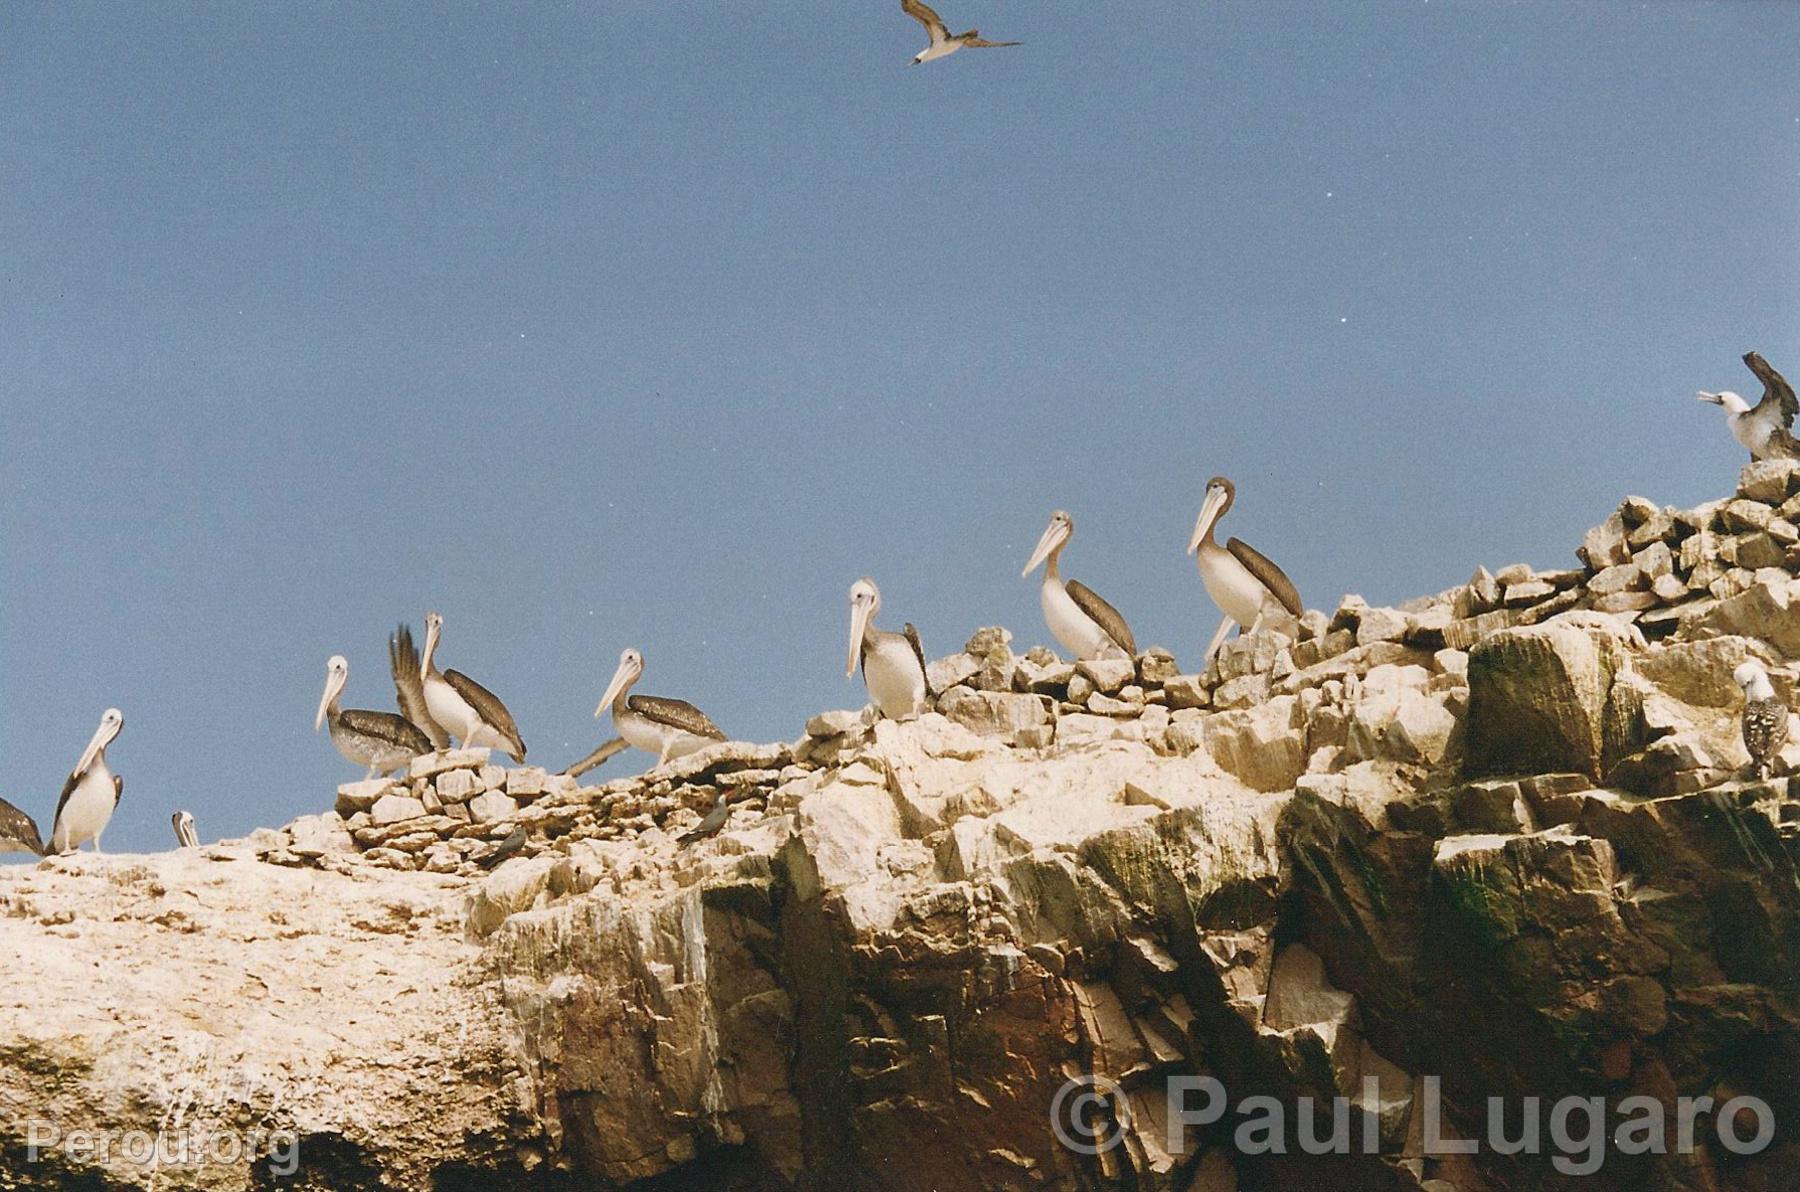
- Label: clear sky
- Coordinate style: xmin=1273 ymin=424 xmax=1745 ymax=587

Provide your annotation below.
xmin=3 ymin=2 xmax=1798 ymax=854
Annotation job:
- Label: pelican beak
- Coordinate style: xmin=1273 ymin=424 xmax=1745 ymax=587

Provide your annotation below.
xmin=595 ymin=657 xmax=634 ymax=719
xmin=848 ymin=598 xmax=874 ymax=678
xmin=1021 ymin=520 xmax=1064 ymax=578
xmin=420 ymin=619 xmax=439 ymax=681
xmin=1188 ymin=489 xmax=1227 ymax=555
xmin=314 ymin=672 xmax=340 ymax=733
xmin=74 ymin=720 xmax=111 ymax=778
xmin=1696 ymin=390 xmax=1724 ymax=405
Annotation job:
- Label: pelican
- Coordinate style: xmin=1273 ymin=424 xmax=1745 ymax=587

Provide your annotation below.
xmin=50 ymin=708 xmax=124 ymax=855
xmin=1187 ymin=477 xmax=1304 ymax=662
xmin=315 ymin=655 xmax=433 ymax=777
xmin=171 ymin=810 xmax=199 ymax=849
xmin=847 ymin=578 xmax=931 ymax=721
xmin=1021 ymin=511 xmax=1137 ymax=661
xmin=1735 ymin=661 xmax=1790 ymax=779
xmin=390 ymin=623 xmax=450 ymax=749
xmin=419 ymin=611 xmax=527 ymax=762
xmin=1698 ymin=352 xmax=1799 ymax=461
xmin=0 ymin=798 xmax=45 ymax=857
xmin=901 ymin=0 xmax=1020 ymax=65
xmin=594 ymin=648 xmax=727 ymax=767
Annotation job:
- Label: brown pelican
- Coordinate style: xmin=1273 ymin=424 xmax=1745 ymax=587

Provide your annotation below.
xmin=1698 ymin=352 xmax=1800 ymax=461
xmin=1187 ymin=477 xmax=1304 ymax=662
xmin=390 ymin=624 xmax=450 ymax=749
xmin=1020 ymin=511 xmax=1137 ymax=661
xmin=1735 ymin=661 xmax=1790 ymax=779
xmin=315 ymin=655 xmax=433 ymax=777
xmin=594 ymin=648 xmax=727 ymax=767
xmin=677 ymin=788 xmax=737 ymax=845
xmin=50 ymin=708 xmax=123 ymax=855
xmin=902 ymin=0 xmax=1020 ymax=64
xmin=419 ymin=611 xmax=526 ymax=762
xmin=848 ymin=578 xmax=931 ymax=721
xmin=0 ymin=797 xmax=45 ymax=857
xmin=171 ymin=810 xmax=199 ymax=849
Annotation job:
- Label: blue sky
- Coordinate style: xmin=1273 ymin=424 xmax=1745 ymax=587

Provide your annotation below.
xmin=3 ymin=2 xmax=1797 ymax=853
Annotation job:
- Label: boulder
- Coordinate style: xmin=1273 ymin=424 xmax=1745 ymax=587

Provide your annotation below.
xmin=1464 ymin=624 xmax=1643 ymax=779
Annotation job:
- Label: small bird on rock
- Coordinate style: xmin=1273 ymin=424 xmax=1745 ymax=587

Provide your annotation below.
xmin=477 ymin=826 xmax=527 ymax=868
xmin=677 ymin=789 xmax=736 ymax=845
xmin=171 ymin=810 xmax=199 ymax=849
xmin=1698 ymin=352 xmax=1800 ymax=462
xmin=1734 ymin=661 xmax=1791 ymax=779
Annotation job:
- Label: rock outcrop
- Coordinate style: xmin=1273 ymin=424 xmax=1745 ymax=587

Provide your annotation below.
xmin=4 ymin=465 xmax=1800 ymax=1191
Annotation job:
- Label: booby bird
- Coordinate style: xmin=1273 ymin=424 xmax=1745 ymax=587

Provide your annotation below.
xmin=901 ymin=0 xmax=1020 ymax=65
xmin=390 ymin=624 xmax=450 ymax=750
xmin=50 ymin=708 xmax=124 ymax=855
xmin=419 ymin=611 xmax=527 ymax=762
xmin=1186 ymin=477 xmax=1304 ymax=662
xmin=1698 ymin=352 xmax=1800 ymax=461
xmin=315 ymin=655 xmax=434 ymax=777
xmin=594 ymin=648 xmax=727 ymax=767
xmin=1735 ymin=661 xmax=1790 ymax=779
xmin=1020 ymin=511 xmax=1137 ymax=661
xmin=0 ymin=798 xmax=45 ymax=857
xmin=171 ymin=810 xmax=198 ymax=849
xmin=677 ymin=789 xmax=736 ymax=845
xmin=847 ymin=578 xmax=931 ymax=721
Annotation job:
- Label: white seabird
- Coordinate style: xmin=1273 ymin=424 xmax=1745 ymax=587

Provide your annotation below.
xmin=1735 ymin=660 xmax=1791 ymax=779
xmin=594 ymin=648 xmax=728 ymax=767
xmin=901 ymin=0 xmax=1020 ymax=65
xmin=50 ymin=708 xmax=124 ymax=855
xmin=1020 ymin=510 xmax=1137 ymax=661
xmin=1698 ymin=352 xmax=1800 ymax=461
xmin=1187 ymin=476 xmax=1304 ymax=662
xmin=847 ymin=578 xmax=931 ymax=722
xmin=171 ymin=810 xmax=199 ymax=849
xmin=419 ymin=611 xmax=527 ymax=762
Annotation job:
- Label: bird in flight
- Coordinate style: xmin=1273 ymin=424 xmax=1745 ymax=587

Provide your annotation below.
xmin=901 ymin=0 xmax=1020 ymax=65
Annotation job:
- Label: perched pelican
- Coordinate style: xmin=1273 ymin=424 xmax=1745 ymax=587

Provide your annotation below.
xmin=677 ymin=789 xmax=736 ymax=845
xmin=1187 ymin=477 xmax=1304 ymax=662
xmin=50 ymin=708 xmax=124 ymax=855
xmin=315 ymin=655 xmax=434 ymax=777
xmin=901 ymin=0 xmax=1020 ymax=65
xmin=594 ymin=648 xmax=727 ymax=767
xmin=1020 ymin=511 xmax=1137 ymax=661
xmin=847 ymin=578 xmax=931 ymax=721
xmin=171 ymin=810 xmax=199 ymax=849
xmin=1698 ymin=352 xmax=1800 ymax=461
xmin=390 ymin=624 xmax=450 ymax=750
xmin=1735 ymin=661 xmax=1790 ymax=779
xmin=419 ymin=611 xmax=527 ymax=762
xmin=0 ymin=798 xmax=45 ymax=857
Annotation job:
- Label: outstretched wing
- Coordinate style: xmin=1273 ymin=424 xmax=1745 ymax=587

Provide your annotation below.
xmin=1744 ymin=352 xmax=1798 ymax=427
xmin=444 ymin=669 xmax=527 ymax=759
xmin=0 ymin=797 xmax=44 ymax=855
xmin=629 ymin=694 xmax=728 ymax=740
xmin=903 ymin=623 xmax=933 ymax=697
xmin=1065 ymin=580 xmax=1137 ymax=656
xmin=1226 ymin=538 xmax=1304 ymax=617
xmin=962 ymin=36 xmax=1022 ymax=47
xmin=337 ymin=708 xmax=433 ymax=755
xmin=902 ymin=0 xmax=949 ymax=44
xmin=390 ymin=625 xmax=450 ymax=749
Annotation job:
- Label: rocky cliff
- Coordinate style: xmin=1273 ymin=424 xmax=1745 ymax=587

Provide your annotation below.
xmin=5 ymin=465 xmax=1800 ymax=1192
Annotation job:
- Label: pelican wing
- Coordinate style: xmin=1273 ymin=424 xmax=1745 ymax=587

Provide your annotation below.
xmin=0 ymin=797 xmax=44 ymax=855
xmin=564 ymin=736 xmax=630 ymax=779
xmin=962 ymin=36 xmax=1021 ymax=47
xmin=1226 ymin=538 xmax=1304 ymax=617
xmin=903 ymin=623 xmax=933 ymax=697
xmin=50 ymin=770 xmax=81 ymax=836
xmin=390 ymin=624 xmax=450 ymax=749
xmin=1744 ymin=352 xmax=1798 ymax=427
xmin=901 ymin=0 xmax=949 ymax=43
xmin=443 ymin=669 xmax=527 ymax=760
xmin=1065 ymin=580 xmax=1138 ymax=655
xmin=113 ymin=774 xmax=124 ymax=803
xmin=337 ymin=707 xmax=434 ymax=755
xmin=628 ymin=694 xmax=727 ymax=740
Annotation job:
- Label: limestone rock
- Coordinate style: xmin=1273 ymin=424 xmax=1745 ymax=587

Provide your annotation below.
xmin=370 ymin=792 xmax=428 ymax=826
xmin=1464 ymin=624 xmax=1642 ymax=779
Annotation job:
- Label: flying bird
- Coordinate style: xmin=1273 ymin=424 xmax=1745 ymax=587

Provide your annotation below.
xmin=1187 ymin=476 xmax=1304 ymax=663
xmin=0 ymin=798 xmax=45 ymax=857
xmin=677 ymin=789 xmax=736 ymax=845
xmin=171 ymin=810 xmax=199 ymax=850
xmin=1735 ymin=661 xmax=1790 ymax=779
xmin=595 ymin=648 xmax=728 ymax=768
xmin=1021 ymin=511 xmax=1137 ymax=661
xmin=1697 ymin=352 xmax=1800 ymax=461
xmin=901 ymin=0 xmax=1020 ymax=65
xmin=50 ymin=708 xmax=124 ymax=855
xmin=847 ymin=578 xmax=931 ymax=722
xmin=315 ymin=655 xmax=434 ymax=777
xmin=419 ymin=611 xmax=527 ymax=762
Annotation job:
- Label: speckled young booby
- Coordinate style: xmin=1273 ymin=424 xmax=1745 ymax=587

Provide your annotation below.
xmin=1187 ymin=476 xmax=1304 ymax=662
xmin=316 ymin=655 xmax=434 ymax=777
xmin=171 ymin=810 xmax=199 ymax=850
xmin=1698 ymin=352 xmax=1800 ymax=461
xmin=419 ymin=611 xmax=527 ymax=762
xmin=595 ymin=648 xmax=727 ymax=767
xmin=848 ymin=578 xmax=931 ymax=721
xmin=0 ymin=798 xmax=45 ymax=857
xmin=1735 ymin=661 xmax=1790 ymax=779
xmin=901 ymin=0 xmax=1020 ymax=64
xmin=1021 ymin=511 xmax=1137 ymax=661
xmin=50 ymin=708 xmax=124 ymax=855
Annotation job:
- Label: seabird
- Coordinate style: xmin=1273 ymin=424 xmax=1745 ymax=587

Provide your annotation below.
xmin=677 ymin=789 xmax=735 ymax=845
xmin=171 ymin=810 xmax=198 ymax=849
xmin=390 ymin=623 xmax=451 ymax=749
xmin=0 ymin=797 xmax=45 ymax=857
xmin=1698 ymin=352 xmax=1800 ymax=461
xmin=1735 ymin=661 xmax=1790 ymax=779
xmin=477 ymin=826 xmax=528 ymax=868
xmin=901 ymin=0 xmax=1020 ymax=65
xmin=315 ymin=655 xmax=434 ymax=777
xmin=594 ymin=648 xmax=727 ymax=767
xmin=419 ymin=611 xmax=527 ymax=762
xmin=1186 ymin=476 xmax=1304 ymax=662
xmin=847 ymin=578 xmax=931 ymax=721
xmin=1020 ymin=511 xmax=1137 ymax=661
xmin=50 ymin=708 xmax=124 ymax=855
